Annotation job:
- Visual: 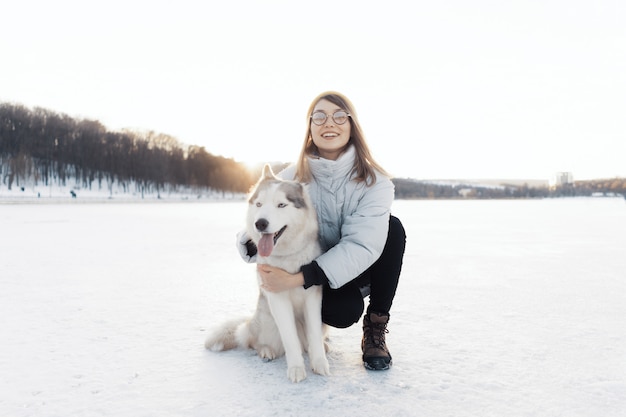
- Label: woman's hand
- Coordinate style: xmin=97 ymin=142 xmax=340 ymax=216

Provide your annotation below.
xmin=257 ymin=264 xmax=305 ymax=293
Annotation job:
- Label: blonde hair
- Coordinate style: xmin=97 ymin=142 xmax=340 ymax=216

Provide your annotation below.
xmin=295 ymin=91 xmax=389 ymax=185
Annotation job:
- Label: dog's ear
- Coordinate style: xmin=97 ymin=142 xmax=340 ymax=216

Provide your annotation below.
xmin=262 ymin=164 xmax=276 ymax=180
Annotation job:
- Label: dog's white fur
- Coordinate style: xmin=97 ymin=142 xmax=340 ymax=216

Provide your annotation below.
xmin=205 ymin=165 xmax=329 ymax=382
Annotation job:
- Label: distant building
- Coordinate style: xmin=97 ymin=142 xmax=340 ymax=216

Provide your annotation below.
xmin=550 ymin=172 xmax=574 ymax=188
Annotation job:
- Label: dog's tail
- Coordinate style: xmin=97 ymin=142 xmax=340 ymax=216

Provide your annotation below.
xmin=204 ymin=317 xmax=250 ymax=351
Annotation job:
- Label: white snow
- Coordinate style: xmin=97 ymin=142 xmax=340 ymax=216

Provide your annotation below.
xmin=1 ymin=198 xmax=625 ymax=417
xmin=0 ymin=180 xmax=243 ymax=202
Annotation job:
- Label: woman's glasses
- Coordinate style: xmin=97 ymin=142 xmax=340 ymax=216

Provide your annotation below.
xmin=310 ymin=110 xmax=351 ymax=126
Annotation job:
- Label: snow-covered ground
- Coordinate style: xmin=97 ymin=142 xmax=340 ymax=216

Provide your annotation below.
xmin=1 ymin=198 xmax=625 ymax=417
xmin=0 ymin=181 xmax=243 ymax=202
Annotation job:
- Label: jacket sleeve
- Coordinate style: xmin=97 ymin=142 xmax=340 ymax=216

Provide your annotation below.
xmin=301 ymin=261 xmax=327 ymax=288
xmin=314 ymin=175 xmax=395 ymax=289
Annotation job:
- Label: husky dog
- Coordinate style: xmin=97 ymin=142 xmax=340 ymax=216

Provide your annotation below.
xmin=205 ymin=165 xmax=330 ymax=382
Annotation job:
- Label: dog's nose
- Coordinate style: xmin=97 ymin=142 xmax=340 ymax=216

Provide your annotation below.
xmin=255 ymin=218 xmax=269 ymax=232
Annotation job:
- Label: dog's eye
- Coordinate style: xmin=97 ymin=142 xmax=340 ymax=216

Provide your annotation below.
xmin=256 ymin=202 xmax=262 ymax=207
xmin=277 ymin=203 xmax=287 ymax=208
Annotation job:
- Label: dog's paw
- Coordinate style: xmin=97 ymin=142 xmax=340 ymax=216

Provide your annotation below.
xmin=287 ymin=365 xmax=307 ymax=383
xmin=257 ymin=345 xmax=277 ymax=361
xmin=310 ymin=356 xmax=330 ymax=376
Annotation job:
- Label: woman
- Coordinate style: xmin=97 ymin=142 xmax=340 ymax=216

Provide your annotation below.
xmin=239 ymin=91 xmax=406 ymax=370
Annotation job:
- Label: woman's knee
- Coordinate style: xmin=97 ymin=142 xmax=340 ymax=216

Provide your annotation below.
xmin=323 ymin=310 xmax=362 ymax=328
xmin=389 ymin=215 xmax=406 ymax=242
xmin=382 ymin=215 xmax=406 ymax=257
xmin=322 ymin=288 xmax=364 ymax=328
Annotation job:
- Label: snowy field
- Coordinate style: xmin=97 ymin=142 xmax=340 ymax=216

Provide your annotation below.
xmin=1 ymin=198 xmax=625 ymax=417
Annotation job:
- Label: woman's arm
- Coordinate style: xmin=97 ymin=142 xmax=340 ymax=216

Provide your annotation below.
xmin=257 ymin=264 xmax=305 ymax=292
xmin=315 ymin=177 xmax=395 ymax=289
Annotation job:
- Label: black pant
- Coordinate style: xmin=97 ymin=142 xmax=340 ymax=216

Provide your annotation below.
xmin=322 ymin=215 xmax=406 ymax=328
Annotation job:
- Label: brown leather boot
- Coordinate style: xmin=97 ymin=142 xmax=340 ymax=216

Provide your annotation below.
xmin=361 ymin=312 xmax=392 ymax=370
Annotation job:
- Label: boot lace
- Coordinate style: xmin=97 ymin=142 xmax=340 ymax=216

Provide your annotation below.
xmin=366 ymin=321 xmax=389 ymax=349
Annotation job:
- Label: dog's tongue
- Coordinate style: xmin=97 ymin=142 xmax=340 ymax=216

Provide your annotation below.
xmin=257 ymin=233 xmax=274 ymax=257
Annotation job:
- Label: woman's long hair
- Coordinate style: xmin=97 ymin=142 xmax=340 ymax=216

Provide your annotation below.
xmin=295 ymin=91 xmax=389 ymax=185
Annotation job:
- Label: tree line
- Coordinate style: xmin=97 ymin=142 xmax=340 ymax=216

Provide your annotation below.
xmin=3 ymin=101 xmax=624 ymax=200
xmin=0 ymin=102 xmax=255 ymax=195
xmin=392 ymin=178 xmax=626 ymax=199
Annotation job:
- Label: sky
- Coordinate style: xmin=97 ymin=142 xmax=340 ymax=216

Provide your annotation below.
xmin=1 ymin=0 xmax=625 ymax=180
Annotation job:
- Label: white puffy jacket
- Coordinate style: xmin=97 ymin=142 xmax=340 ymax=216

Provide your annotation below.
xmin=279 ymin=145 xmax=394 ymax=289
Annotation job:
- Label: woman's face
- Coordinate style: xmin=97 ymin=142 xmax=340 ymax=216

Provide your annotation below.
xmin=309 ymin=99 xmax=351 ymax=161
